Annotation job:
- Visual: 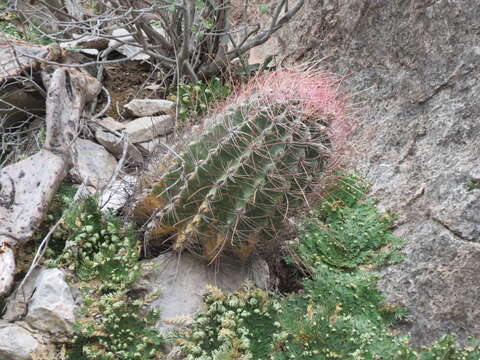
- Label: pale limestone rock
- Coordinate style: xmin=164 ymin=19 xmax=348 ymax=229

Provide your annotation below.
xmin=134 ymin=252 xmax=269 ymax=332
xmin=25 ymin=269 xmax=76 ymax=339
xmin=108 ymin=28 xmax=150 ymax=61
xmin=100 ymin=175 xmax=136 ymax=213
xmin=137 ymin=136 xmax=168 ymax=153
xmin=60 ymin=35 xmax=109 ymax=51
xmin=95 ymin=128 xmax=143 ymax=163
xmin=2 ymin=268 xmax=41 ymax=322
xmin=97 ymin=117 xmax=126 ymax=132
xmin=0 ymin=323 xmax=41 ymax=360
xmin=70 ymin=139 xmax=118 ymax=189
xmin=124 ymin=99 xmax=175 ymax=117
xmin=123 ymin=115 xmax=174 ymax=143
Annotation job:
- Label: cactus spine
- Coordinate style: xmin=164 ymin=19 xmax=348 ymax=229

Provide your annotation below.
xmin=134 ymin=100 xmax=332 ymax=260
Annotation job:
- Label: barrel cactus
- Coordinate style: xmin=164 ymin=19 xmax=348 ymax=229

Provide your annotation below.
xmin=134 ymin=69 xmax=347 ymax=260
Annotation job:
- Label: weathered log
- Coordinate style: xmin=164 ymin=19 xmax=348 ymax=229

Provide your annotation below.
xmin=0 ymin=35 xmax=52 ymax=127
xmin=0 ymin=67 xmax=101 ymax=297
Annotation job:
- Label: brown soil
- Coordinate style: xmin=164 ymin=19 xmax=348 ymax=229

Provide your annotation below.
xmin=101 ymin=61 xmax=168 ymax=119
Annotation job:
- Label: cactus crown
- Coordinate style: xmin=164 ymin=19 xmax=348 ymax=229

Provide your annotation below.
xmin=134 ymin=70 xmax=345 ymax=260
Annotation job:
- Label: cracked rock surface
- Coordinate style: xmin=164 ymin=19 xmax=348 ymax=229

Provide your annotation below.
xmin=280 ymin=0 xmax=480 ymax=346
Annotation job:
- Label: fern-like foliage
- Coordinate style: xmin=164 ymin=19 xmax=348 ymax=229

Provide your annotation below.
xmin=295 ymin=173 xmax=404 ymax=271
xmin=177 ymin=284 xmax=280 ymax=360
xmin=176 ymin=173 xmax=480 ymax=360
xmin=52 ymin=197 xmax=164 ymax=360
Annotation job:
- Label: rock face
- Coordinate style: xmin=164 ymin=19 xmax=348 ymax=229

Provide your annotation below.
xmin=0 ymin=323 xmax=41 ymax=360
xmin=280 ymin=0 xmax=480 ymax=346
xmin=134 ymin=252 xmax=270 ymax=331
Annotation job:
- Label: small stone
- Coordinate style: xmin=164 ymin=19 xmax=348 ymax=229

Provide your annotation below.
xmin=25 ymin=269 xmax=76 ymax=339
xmin=70 ymin=139 xmax=118 ymax=189
xmin=124 ymin=99 xmax=175 ymax=117
xmin=95 ymin=128 xmax=143 ymax=163
xmin=97 ymin=117 xmax=126 ymax=132
xmin=60 ymin=34 xmax=109 ymax=51
xmin=76 ymin=48 xmax=99 ymax=56
xmin=0 ymin=323 xmax=40 ymax=360
xmin=123 ymin=115 xmax=174 ymax=143
xmin=100 ymin=175 xmax=136 ymax=213
xmin=2 ymin=268 xmax=41 ymax=322
xmin=137 ymin=136 xmax=167 ymax=153
xmin=108 ymin=28 xmax=150 ymax=61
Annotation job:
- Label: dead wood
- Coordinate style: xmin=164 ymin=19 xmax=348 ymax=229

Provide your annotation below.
xmin=0 ymin=67 xmax=101 ymax=298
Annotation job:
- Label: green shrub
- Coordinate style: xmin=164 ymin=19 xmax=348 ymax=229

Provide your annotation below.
xmin=0 ymin=10 xmax=52 ymax=45
xmin=34 ymin=182 xmax=77 ymax=258
xmin=52 ymin=197 xmax=163 ymax=360
xmin=177 ymin=284 xmax=280 ymax=360
xmin=177 ymin=174 xmax=480 ymax=360
xmin=168 ymin=77 xmax=230 ymax=126
xmin=296 ymin=203 xmax=402 ymax=271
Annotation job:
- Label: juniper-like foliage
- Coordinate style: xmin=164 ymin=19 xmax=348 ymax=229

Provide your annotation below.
xmin=178 ymin=174 xmax=480 ymax=360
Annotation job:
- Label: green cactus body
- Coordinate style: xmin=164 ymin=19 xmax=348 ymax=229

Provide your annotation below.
xmin=135 ymin=101 xmax=331 ymax=259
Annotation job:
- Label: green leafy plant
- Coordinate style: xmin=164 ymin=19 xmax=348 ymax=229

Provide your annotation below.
xmin=258 ymin=4 xmax=269 ymax=15
xmin=176 ymin=174 xmax=480 ymax=360
xmin=0 ymin=11 xmax=52 ymax=45
xmin=168 ymin=77 xmax=230 ymax=126
xmin=466 ymin=178 xmax=479 ymax=192
xmin=0 ymin=20 xmax=22 ymax=39
xmin=294 ymin=173 xmax=404 ymax=271
xmin=15 ymin=182 xmax=76 ymax=278
xmin=34 ymin=182 xmax=77 ymax=258
xmin=52 ymin=197 xmax=163 ymax=360
xmin=178 ymin=284 xmax=280 ymax=360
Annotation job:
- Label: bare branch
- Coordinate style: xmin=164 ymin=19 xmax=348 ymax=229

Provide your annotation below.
xmin=0 ymin=67 xmax=100 ymax=297
xmin=229 ymin=0 xmax=304 ymax=57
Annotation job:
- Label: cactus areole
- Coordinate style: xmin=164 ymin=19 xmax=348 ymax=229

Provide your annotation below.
xmin=134 ymin=70 xmax=346 ymax=260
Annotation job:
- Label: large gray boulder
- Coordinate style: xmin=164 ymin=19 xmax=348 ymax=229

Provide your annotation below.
xmin=134 ymin=252 xmax=270 ymax=331
xmin=280 ymin=0 xmax=480 ymax=346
